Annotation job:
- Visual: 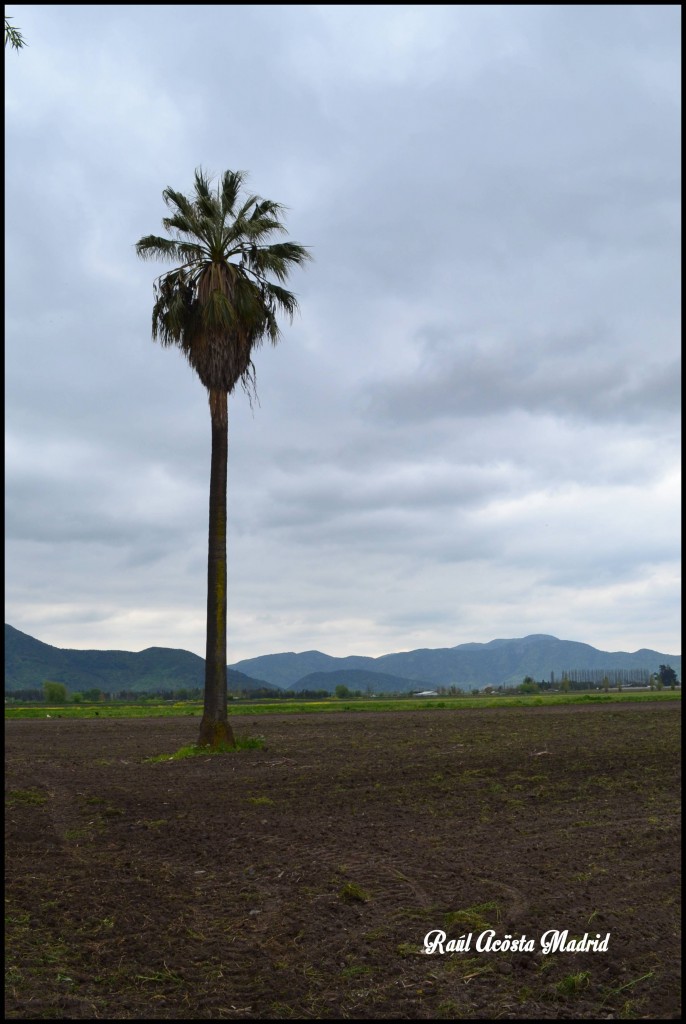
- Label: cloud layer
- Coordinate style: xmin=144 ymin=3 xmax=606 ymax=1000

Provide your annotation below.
xmin=5 ymin=4 xmax=681 ymax=659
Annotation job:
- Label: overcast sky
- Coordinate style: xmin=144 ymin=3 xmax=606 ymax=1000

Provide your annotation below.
xmin=5 ymin=5 xmax=681 ymax=662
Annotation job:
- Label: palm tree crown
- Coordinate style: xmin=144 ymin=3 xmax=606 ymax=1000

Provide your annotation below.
xmin=136 ymin=168 xmax=311 ymax=404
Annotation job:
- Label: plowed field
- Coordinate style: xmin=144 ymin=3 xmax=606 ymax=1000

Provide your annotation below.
xmin=5 ymin=702 xmax=681 ymax=1018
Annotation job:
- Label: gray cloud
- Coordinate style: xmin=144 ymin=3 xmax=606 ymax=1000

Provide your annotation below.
xmin=5 ymin=4 xmax=680 ymax=660
xmin=367 ymin=329 xmax=681 ymax=426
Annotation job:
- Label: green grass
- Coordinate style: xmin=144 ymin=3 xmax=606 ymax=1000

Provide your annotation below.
xmin=6 ymin=788 xmax=48 ymax=805
xmin=444 ymin=901 xmax=501 ymax=931
xmin=5 ymin=703 xmax=202 ymax=720
xmin=556 ymin=970 xmax=591 ymax=995
xmin=5 ymin=690 xmax=679 ymax=720
xmin=339 ymin=882 xmax=371 ymax=903
xmin=144 ymin=736 xmax=265 ymax=762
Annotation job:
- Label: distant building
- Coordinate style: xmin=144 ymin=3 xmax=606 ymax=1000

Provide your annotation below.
xmin=413 ymin=690 xmax=439 ymax=697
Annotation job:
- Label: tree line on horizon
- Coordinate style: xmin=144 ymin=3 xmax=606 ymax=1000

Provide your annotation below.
xmin=7 ymin=663 xmax=678 ymax=706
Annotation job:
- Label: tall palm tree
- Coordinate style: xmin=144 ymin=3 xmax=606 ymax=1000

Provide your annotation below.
xmin=136 ymin=169 xmax=310 ymax=747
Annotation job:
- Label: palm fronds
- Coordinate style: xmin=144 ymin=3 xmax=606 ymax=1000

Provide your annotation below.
xmin=5 ymin=16 xmax=26 ymax=50
xmin=136 ymin=167 xmax=311 ymax=397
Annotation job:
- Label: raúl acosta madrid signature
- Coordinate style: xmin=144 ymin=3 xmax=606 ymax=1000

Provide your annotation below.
xmin=423 ymin=929 xmax=610 ymax=955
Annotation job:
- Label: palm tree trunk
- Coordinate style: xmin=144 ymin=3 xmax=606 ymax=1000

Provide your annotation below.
xmin=198 ymin=389 xmax=236 ymax=748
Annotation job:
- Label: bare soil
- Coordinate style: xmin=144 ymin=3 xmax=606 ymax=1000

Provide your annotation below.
xmin=5 ymin=703 xmax=681 ymax=1019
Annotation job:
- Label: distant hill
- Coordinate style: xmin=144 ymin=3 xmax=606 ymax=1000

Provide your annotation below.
xmin=291 ymin=668 xmax=437 ymax=695
xmin=232 ymin=633 xmax=681 ymax=690
xmin=4 ymin=624 xmax=277 ymax=694
xmin=226 ymin=650 xmax=375 ymax=690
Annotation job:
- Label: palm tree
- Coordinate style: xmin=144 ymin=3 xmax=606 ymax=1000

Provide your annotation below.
xmin=136 ymin=168 xmax=310 ymax=747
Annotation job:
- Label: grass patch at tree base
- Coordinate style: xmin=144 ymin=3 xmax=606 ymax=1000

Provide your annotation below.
xmin=145 ymin=736 xmax=265 ymax=763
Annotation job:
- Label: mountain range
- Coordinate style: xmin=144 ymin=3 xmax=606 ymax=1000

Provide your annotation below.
xmin=5 ymin=624 xmax=680 ymax=695
xmin=232 ymin=634 xmax=681 ymax=691
xmin=4 ymin=624 xmax=276 ymax=695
